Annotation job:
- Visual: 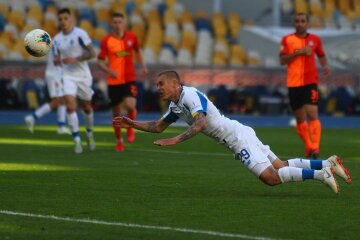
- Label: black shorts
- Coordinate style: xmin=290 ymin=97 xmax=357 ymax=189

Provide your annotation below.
xmin=288 ymin=84 xmax=319 ymax=111
xmin=108 ymin=82 xmax=138 ymax=107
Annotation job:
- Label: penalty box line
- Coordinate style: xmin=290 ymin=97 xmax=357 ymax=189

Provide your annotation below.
xmin=0 ymin=210 xmax=286 ymax=240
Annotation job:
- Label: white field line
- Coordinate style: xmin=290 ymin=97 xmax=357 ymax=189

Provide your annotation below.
xmin=0 ymin=210 xmax=287 ymax=240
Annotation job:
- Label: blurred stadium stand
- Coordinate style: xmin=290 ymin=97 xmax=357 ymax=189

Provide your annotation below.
xmin=0 ymin=0 xmax=359 ymax=116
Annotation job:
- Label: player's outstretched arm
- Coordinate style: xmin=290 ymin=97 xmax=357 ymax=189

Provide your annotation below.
xmin=112 ymin=116 xmax=171 ymax=133
xmin=154 ymin=113 xmax=207 ymax=146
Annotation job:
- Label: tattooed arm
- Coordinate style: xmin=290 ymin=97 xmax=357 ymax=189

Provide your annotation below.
xmin=112 ymin=116 xmax=171 ymax=133
xmin=154 ymin=113 xmax=207 ymax=146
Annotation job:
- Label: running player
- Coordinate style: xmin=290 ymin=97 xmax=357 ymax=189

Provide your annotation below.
xmin=97 ymin=12 xmax=147 ymax=152
xmin=24 ymin=46 xmax=69 ymax=135
xmin=53 ymin=8 xmax=96 ymax=153
xmin=113 ymin=70 xmax=351 ymax=194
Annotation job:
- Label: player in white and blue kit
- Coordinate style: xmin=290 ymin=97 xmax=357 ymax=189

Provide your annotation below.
xmin=53 ymin=8 xmax=95 ymax=153
xmin=24 ymin=45 xmax=70 ymax=135
xmin=113 ymin=70 xmax=352 ymax=194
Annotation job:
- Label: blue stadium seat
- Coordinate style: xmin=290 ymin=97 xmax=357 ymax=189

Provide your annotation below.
xmin=0 ymin=12 xmax=6 ymax=32
xmin=78 ymin=8 xmax=96 ymax=26
xmin=162 ymin=43 xmax=177 ymax=55
xmin=195 ymin=18 xmax=212 ymax=32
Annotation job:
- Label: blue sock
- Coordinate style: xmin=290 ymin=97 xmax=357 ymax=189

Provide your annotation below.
xmin=58 ymin=122 xmax=66 ymax=128
xmin=310 ymin=160 xmax=322 ymax=170
xmin=302 ymin=169 xmax=315 ymax=180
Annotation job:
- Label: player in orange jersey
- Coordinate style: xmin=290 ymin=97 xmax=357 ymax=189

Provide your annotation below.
xmin=279 ymin=13 xmax=331 ymax=159
xmin=98 ymin=12 xmax=148 ymax=152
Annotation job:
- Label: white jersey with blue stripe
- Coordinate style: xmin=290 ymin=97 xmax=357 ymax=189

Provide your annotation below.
xmin=53 ymin=27 xmax=92 ymax=79
xmin=162 ymin=86 xmax=245 ymax=150
xmin=45 ymin=44 xmax=61 ymax=78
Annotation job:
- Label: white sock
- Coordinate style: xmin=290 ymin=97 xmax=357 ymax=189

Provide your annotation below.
xmin=287 ymin=158 xmax=331 ymax=169
xmin=278 ymin=167 xmax=303 ymax=183
xmin=57 ymin=105 xmax=67 ymax=126
xmin=83 ymin=110 xmax=94 ymax=133
xmin=314 ymin=170 xmax=324 ymax=181
xmin=34 ymin=103 xmax=51 ymax=118
xmin=287 ymin=158 xmax=311 ymax=168
xmin=67 ymin=112 xmax=80 ymax=136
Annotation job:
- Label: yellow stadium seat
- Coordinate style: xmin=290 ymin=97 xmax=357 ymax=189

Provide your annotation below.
xmin=337 ymin=0 xmax=351 ymax=14
xmin=96 ymin=7 xmax=110 ymax=23
xmin=195 ymin=10 xmax=208 ymax=19
xmin=147 ymin=9 xmax=161 ymax=24
xmin=180 ymin=10 xmax=193 ymax=24
xmin=309 ymin=15 xmax=324 ymax=28
xmin=295 ymin=0 xmax=308 ymax=13
xmin=164 ymin=9 xmax=177 ymax=24
xmin=309 ymin=0 xmax=323 ymax=16
xmin=131 ymin=23 xmax=145 ymax=45
xmin=213 ymin=52 xmax=227 ymax=66
xmin=0 ymin=35 xmax=13 ymax=49
xmin=231 ymin=44 xmax=246 ymax=63
xmin=43 ymin=20 xmax=58 ymax=38
xmin=8 ymin=10 xmax=25 ymax=29
xmin=87 ymin=0 xmax=95 ymax=7
xmin=93 ymin=27 xmax=108 ymax=41
xmin=0 ymin=3 xmax=9 ymax=18
xmin=166 ymin=0 xmax=176 ymax=8
xmin=79 ymin=20 xmax=94 ymax=38
xmin=228 ymin=12 xmax=242 ymax=38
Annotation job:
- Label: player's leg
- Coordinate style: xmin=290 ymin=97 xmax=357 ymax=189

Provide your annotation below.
xmin=306 ymin=104 xmax=321 ymax=159
xmin=287 ymin=155 xmax=351 ymax=184
xmin=238 ymin=126 xmax=338 ymax=193
xmin=63 ymin=78 xmax=82 ymax=153
xmin=294 ymin=108 xmax=314 ymax=157
xmin=289 ymin=86 xmax=314 ymax=157
xmin=124 ymin=82 xmax=138 ymax=143
xmin=78 ymin=80 xmax=95 ymax=151
xmin=109 ymin=84 xmax=125 ymax=151
xmin=82 ymin=100 xmax=95 ymax=151
xmin=304 ymin=84 xmax=321 ymax=158
xmin=64 ymin=94 xmax=82 ymax=153
xmin=24 ymin=97 xmax=62 ymax=133
xmin=259 ymin=165 xmax=338 ymax=193
xmin=56 ymin=97 xmax=70 ymax=134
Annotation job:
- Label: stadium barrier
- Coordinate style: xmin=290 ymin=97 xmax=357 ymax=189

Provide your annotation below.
xmin=0 ymin=61 xmax=359 ymax=115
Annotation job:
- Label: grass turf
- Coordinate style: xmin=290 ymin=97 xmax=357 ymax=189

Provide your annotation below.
xmin=0 ymin=125 xmax=359 ymax=240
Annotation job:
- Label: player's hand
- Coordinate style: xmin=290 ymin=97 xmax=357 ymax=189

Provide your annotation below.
xmin=112 ymin=116 xmax=133 ymax=128
xmin=109 ymin=70 xmax=118 ymax=78
xmin=141 ymin=67 xmax=148 ymax=77
xmin=303 ymin=45 xmax=312 ymax=56
xmin=62 ymin=57 xmax=78 ymax=64
xmin=323 ymin=65 xmax=331 ymax=76
xmin=153 ymin=138 xmax=178 ymax=146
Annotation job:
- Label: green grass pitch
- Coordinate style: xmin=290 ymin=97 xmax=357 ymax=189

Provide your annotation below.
xmin=0 ymin=124 xmax=359 ymax=240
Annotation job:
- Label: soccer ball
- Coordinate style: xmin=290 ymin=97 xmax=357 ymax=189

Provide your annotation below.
xmin=24 ymin=29 xmax=52 ymax=57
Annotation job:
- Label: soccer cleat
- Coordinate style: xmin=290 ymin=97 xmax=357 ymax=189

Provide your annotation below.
xmin=86 ymin=134 xmax=96 ymax=151
xmin=57 ymin=126 xmax=71 ymax=135
xmin=327 ymin=155 xmax=352 ymax=184
xmin=74 ymin=140 xmax=83 ymax=154
xmin=115 ymin=141 xmax=125 ymax=152
xmin=322 ymin=167 xmax=339 ymax=194
xmin=24 ymin=115 xmax=35 ymax=133
xmin=127 ymin=128 xmax=135 ymax=143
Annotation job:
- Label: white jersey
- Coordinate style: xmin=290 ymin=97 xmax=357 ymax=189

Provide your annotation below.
xmin=53 ymin=27 xmax=92 ymax=79
xmin=162 ymin=86 xmax=278 ymax=177
xmin=162 ymin=86 xmax=245 ymax=151
xmin=45 ymin=44 xmax=61 ymax=78
xmin=44 ymin=46 xmax=63 ymax=98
